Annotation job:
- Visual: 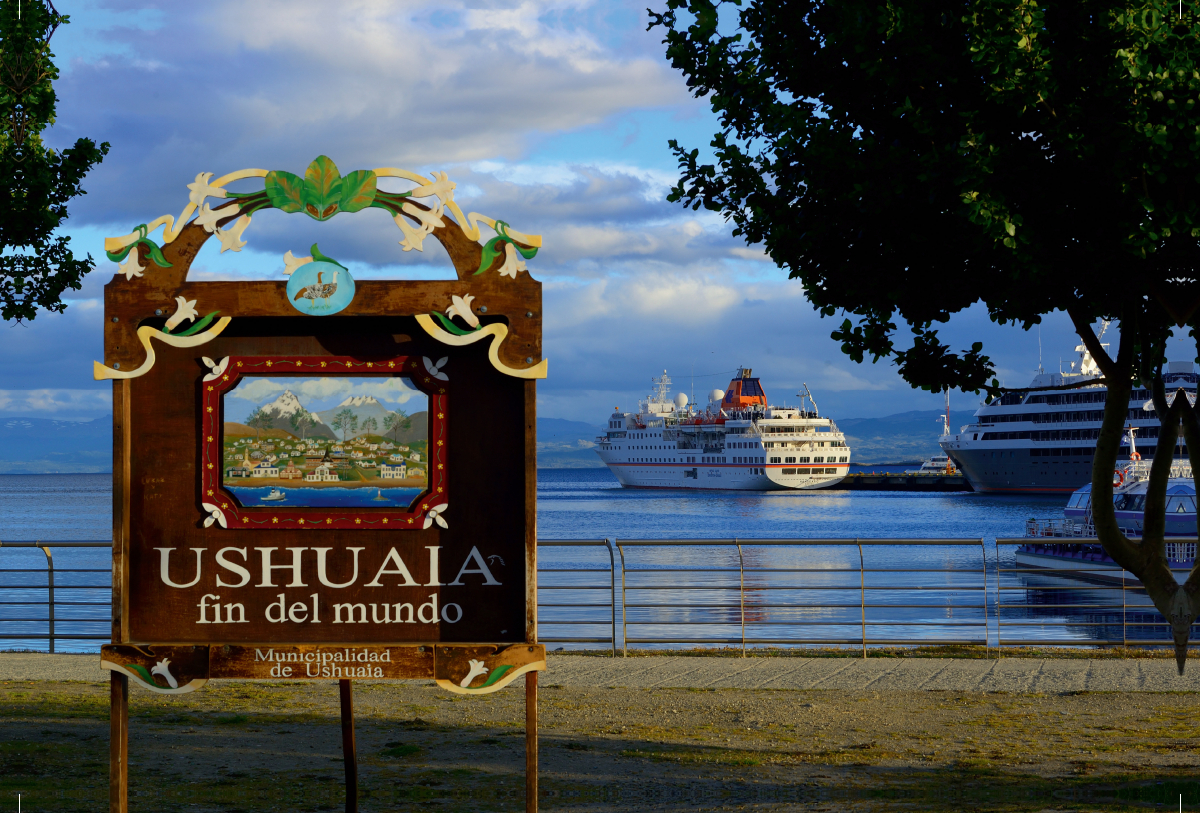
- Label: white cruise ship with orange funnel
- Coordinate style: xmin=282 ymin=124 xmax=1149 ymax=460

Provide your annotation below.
xmin=595 ymin=368 xmax=851 ymax=490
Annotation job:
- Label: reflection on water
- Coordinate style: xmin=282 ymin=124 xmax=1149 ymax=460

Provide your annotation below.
xmin=0 ymin=470 xmax=1189 ymax=652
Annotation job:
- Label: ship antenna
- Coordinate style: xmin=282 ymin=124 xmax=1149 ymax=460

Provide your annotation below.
xmin=1038 ymin=325 xmax=1043 ymax=374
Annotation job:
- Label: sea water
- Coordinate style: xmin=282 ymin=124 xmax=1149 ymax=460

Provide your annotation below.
xmin=227 ymin=485 xmax=424 ymax=508
xmin=0 ymin=470 xmax=1165 ymax=651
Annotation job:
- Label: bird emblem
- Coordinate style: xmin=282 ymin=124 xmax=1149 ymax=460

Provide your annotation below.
xmin=293 ymin=268 xmax=340 ymax=310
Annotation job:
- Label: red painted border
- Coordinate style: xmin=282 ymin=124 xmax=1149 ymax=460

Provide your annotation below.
xmin=200 ymin=355 xmax=447 ymax=529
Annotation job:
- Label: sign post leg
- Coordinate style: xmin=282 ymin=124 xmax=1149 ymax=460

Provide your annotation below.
xmin=109 ymin=672 xmax=128 ymax=813
xmin=525 ymin=670 xmax=538 ymax=813
xmin=339 ymin=679 xmax=358 ymax=813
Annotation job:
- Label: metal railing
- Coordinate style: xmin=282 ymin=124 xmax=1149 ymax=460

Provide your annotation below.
xmin=606 ymin=538 xmax=989 ymax=656
xmin=0 ymin=541 xmax=112 ymax=652
xmin=995 ymin=537 xmax=1200 ymax=648
xmin=3 ymin=538 xmax=1196 ymax=655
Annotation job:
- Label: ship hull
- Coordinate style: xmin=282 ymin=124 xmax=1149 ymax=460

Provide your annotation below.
xmin=598 ymin=455 xmax=846 ymax=491
xmin=943 ymin=446 xmax=1094 ymax=493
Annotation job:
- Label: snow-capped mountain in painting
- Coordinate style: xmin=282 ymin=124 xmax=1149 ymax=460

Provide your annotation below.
xmin=315 ymin=395 xmax=394 ymax=429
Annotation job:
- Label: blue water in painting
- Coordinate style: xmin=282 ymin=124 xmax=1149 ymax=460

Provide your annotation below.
xmin=0 ymin=470 xmax=1179 ymax=652
xmin=226 ymin=485 xmax=423 ymax=508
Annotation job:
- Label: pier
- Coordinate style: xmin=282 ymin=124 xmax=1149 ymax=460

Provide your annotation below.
xmin=835 ymin=471 xmax=973 ymax=491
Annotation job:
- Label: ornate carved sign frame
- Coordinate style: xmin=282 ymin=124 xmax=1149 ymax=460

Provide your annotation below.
xmin=98 ymin=156 xmax=545 ymax=813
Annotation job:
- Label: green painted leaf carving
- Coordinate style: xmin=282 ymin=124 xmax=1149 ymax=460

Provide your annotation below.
xmin=139 ymin=239 xmax=172 ymax=268
xmin=263 ymin=157 xmax=380 ymax=221
xmin=170 ymin=311 xmax=219 ymax=337
xmin=124 ymin=664 xmax=158 ymax=686
xmin=104 ymin=238 xmax=172 ymax=268
xmin=310 ymin=243 xmax=347 ymax=271
xmin=431 ymin=310 xmax=479 ymax=336
xmin=264 ymin=171 xmax=306 ymax=213
xmin=478 ymin=664 xmax=514 ymax=688
xmin=474 ymin=236 xmax=506 ymax=275
xmin=339 ymin=169 xmax=377 ymax=213
xmin=304 ymin=155 xmax=343 ymax=214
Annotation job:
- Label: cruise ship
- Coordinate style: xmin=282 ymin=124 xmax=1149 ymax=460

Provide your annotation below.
xmin=595 ymin=368 xmax=851 ymax=490
xmin=939 ymin=324 xmax=1196 ymax=493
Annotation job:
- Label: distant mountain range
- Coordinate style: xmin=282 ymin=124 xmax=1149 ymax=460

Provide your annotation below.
xmin=0 ymin=416 xmax=112 ymax=474
xmin=0 ymin=407 xmax=980 ymax=472
xmin=837 ymin=410 xmax=978 ymax=464
xmin=249 ymin=390 xmax=425 ymax=444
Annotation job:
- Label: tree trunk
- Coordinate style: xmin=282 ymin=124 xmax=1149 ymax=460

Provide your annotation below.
xmin=1089 ymin=328 xmax=1199 ymax=674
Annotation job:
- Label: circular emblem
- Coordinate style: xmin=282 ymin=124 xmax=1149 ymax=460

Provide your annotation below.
xmin=287 ymin=260 xmax=355 ymax=315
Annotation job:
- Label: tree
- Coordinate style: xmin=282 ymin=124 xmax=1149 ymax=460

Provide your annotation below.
xmin=332 ymin=408 xmax=356 ymax=443
xmin=651 ymin=0 xmax=1200 ymax=670
xmin=245 ymin=407 xmax=272 ymax=443
xmin=289 ymin=408 xmax=315 ymax=440
xmin=360 ymin=415 xmax=378 ymax=441
xmin=384 ymin=410 xmax=411 ymax=442
xmin=0 ymin=1 xmax=109 ymax=322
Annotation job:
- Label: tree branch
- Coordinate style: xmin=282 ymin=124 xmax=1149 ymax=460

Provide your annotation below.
xmin=1066 ymin=305 xmax=1116 ymax=378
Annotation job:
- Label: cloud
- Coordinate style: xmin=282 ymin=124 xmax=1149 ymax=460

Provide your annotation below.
xmin=53 ymin=0 xmax=693 ymax=230
xmin=227 ymin=376 xmax=423 ymax=409
xmin=0 ymin=388 xmax=113 ymax=415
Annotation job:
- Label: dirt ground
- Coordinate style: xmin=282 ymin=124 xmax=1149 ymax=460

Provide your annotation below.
xmin=3 ymin=678 xmax=1200 ymax=812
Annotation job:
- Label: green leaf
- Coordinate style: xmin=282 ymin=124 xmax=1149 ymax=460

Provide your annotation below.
xmin=169 ymin=311 xmax=219 ymax=337
xmin=431 ymin=310 xmax=478 ymax=336
xmin=305 ymin=155 xmax=343 ymax=205
xmin=310 ymin=243 xmax=347 ymax=271
xmin=264 ymin=171 xmax=306 ymax=213
xmin=478 ymin=664 xmax=514 ymax=688
xmin=139 ymin=239 xmax=172 ymax=268
xmin=124 ymin=664 xmax=157 ymax=686
xmin=339 ymin=170 xmax=378 ymax=212
xmin=475 ymin=236 xmax=507 ymax=275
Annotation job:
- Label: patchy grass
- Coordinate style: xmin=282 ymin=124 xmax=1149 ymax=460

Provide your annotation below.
xmin=4 ymin=680 xmax=1200 ymax=811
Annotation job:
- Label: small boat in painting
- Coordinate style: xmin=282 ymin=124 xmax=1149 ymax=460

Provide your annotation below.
xmin=262 ymin=488 xmax=287 ymax=501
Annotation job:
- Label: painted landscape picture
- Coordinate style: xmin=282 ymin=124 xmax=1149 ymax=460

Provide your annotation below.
xmin=221 ymin=376 xmax=429 ymax=508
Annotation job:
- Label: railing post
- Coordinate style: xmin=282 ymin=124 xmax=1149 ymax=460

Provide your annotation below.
xmin=994 ymin=540 xmax=1002 ymax=657
xmin=41 ymin=544 xmax=55 ymax=654
xmin=735 ymin=539 xmax=745 ymax=658
xmin=856 ymin=538 xmax=866 ymax=659
xmin=606 ymin=539 xmax=616 ymax=657
xmin=979 ymin=538 xmax=989 ymax=658
xmin=616 ymin=540 xmax=627 ymax=657
xmin=1121 ymin=564 xmax=1127 ymax=650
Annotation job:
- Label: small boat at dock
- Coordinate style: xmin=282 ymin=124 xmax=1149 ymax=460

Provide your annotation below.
xmin=1019 ymin=429 xmax=1195 ymax=583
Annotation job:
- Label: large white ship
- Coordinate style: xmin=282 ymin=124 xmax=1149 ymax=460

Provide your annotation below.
xmin=939 ymin=324 xmax=1196 ymax=493
xmin=595 ymin=368 xmax=851 ymax=490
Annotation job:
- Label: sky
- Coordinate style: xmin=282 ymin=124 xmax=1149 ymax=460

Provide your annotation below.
xmin=224 ymin=376 xmax=425 ymax=424
xmin=5 ymin=0 xmax=1197 ymax=425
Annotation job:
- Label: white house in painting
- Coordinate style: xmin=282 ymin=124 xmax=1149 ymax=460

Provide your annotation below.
xmin=305 ymin=465 xmax=339 ymax=483
xmin=251 ymin=461 xmax=279 ymax=478
xmin=409 ymin=452 xmax=421 ymax=462
xmin=379 ymin=462 xmax=407 ymax=479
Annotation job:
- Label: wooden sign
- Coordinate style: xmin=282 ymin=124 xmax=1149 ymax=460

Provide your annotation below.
xmin=98 ymin=157 xmax=546 ymax=813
